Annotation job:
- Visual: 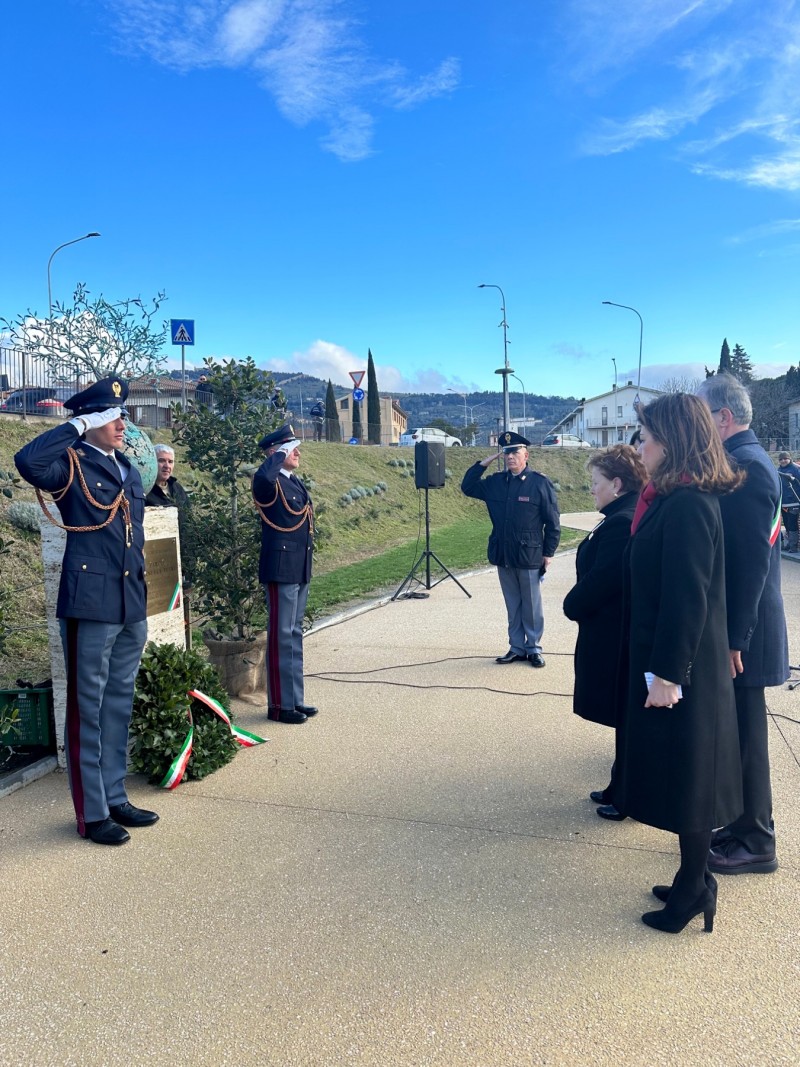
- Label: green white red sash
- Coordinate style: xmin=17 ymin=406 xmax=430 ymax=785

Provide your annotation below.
xmin=769 ymin=502 xmax=782 ymax=546
xmin=159 ymin=688 xmax=268 ymax=790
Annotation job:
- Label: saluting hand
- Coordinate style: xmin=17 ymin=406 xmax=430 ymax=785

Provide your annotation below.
xmin=74 ymin=407 xmax=123 ymax=433
xmin=480 ymin=452 xmax=503 ymax=467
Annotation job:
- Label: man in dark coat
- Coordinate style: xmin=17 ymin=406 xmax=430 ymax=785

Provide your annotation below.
xmin=14 ymin=377 xmax=158 ymax=846
xmin=252 ymin=424 xmax=316 ymax=724
xmin=145 ymin=444 xmax=191 ymax=512
xmin=697 ymin=374 xmax=789 ymax=874
xmin=461 ymin=431 xmax=560 ymax=666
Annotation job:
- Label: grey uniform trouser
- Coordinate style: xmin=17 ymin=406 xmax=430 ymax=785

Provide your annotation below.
xmin=60 ymin=618 xmax=148 ymax=835
xmin=265 ymin=581 xmax=309 ymax=710
xmin=497 ymin=565 xmax=544 ymax=655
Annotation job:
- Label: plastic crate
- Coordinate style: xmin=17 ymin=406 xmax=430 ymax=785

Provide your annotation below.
xmin=0 ymin=688 xmax=52 ymax=746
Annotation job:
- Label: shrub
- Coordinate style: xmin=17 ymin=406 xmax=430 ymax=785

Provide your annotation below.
xmin=7 ymin=501 xmax=42 ymax=533
xmin=130 ymin=642 xmax=238 ymax=785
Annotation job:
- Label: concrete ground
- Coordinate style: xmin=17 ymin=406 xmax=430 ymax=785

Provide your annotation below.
xmin=1 ymin=516 xmax=798 ymax=1066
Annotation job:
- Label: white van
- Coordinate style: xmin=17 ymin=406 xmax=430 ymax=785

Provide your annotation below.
xmin=399 ymin=426 xmax=462 ymax=447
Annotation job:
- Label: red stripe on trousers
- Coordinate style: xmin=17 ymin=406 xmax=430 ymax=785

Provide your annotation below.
xmin=65 ymin=619 xmax=87 ymax=835
xmin=266 ymin=583 xmax=283 ymax=709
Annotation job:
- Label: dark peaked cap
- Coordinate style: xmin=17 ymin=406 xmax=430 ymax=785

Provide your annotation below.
xmin=65 ymin=376 xmax=129 ymax=416
xmin=259 ymin=423 xmax=298 ymax=450
xmin=499 ymin=430 xmax=530 ymax=453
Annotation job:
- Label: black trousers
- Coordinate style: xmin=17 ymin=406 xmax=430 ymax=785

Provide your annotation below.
xmin=722 ymin=686 xmax=775 ymax=853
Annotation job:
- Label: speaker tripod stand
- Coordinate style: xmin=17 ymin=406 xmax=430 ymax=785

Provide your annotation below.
xmin=392 ymin=488 xmax=472 ymax=601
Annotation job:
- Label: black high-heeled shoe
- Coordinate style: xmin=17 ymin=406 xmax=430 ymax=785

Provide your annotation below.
xmin=641 ymin=887 xmax=716 ymax=933
xmin=652 ymin=872 xmax=718 ymax=903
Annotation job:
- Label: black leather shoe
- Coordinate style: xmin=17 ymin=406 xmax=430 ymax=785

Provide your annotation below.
xmin=295 ymin=704 xmax=318 ymax=717
xmin=268 ymin=707 xmax=308 ymax=724
xmin=495 ymin=651 xmax=527 ymax=664
xmin=109 ymin=803 xmax=160 ymax=828
xmin=596 ymin=804 xmax=627 ymax=821
xmin=707 ymin=839 xmax=778 ymax=875
xmin=84 ymin=818 xmax=130 ymax=845
xmin=528 ymin=653 xmax=546 ymax=668
xmin=589 ymin=790 xmax=606 ymax=804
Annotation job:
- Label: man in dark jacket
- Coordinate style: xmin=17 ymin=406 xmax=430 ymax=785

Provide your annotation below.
xmin=252 ymin=424 xmax=316 ymax=724
xmin=697 ymin=375 xmax=789 ymax=874
xmin=14 ymin=377 xmax=158 ymax=846
xmin=461 ymin=431 xmax=560 ymax=666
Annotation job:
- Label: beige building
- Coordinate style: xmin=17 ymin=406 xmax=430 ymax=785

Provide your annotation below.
xmin=335 ymin=393 xmax=408 ymax=444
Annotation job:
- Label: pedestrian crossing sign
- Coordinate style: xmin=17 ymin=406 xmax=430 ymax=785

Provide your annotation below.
xmin=171 ymin=320 xmax=195 ymax=346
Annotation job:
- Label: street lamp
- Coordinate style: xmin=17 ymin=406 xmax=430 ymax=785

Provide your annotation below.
xmin=510 ymin=373 xmax=526 ymax=430
xmin=47 ymin=232 xmax=101 ymax=370
xmin=447 ymin=387 xmax=468 ymax=431
xmin=611 ymin=357 xmax=617 ymax=441
xmin=478 ymin=283 xmax=512 ymax=433
xmin=602 ymin=301 xmax=643 ymax=402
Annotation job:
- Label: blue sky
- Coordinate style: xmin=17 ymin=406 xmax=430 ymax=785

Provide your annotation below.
xmin=3 ymin=0 xmax=800 ymax=399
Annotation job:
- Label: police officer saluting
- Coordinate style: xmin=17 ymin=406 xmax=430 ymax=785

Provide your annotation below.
xmin=461 ymin=431 xmax=561 ymax=666
xmin=253 ymin=424 xmax=317 ymax=723
xmin=15 ymin=377 xmax=157 ymax=845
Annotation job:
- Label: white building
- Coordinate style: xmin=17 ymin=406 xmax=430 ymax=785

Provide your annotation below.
xmin=788 ymin=399 xmax=800 ymax=453
xmin=548 ymin=382 xmax=662 ymax=447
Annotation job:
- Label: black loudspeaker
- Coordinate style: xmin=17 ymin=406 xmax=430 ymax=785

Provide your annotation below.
xmin=414 ymin=441 xmax=446 ymax=489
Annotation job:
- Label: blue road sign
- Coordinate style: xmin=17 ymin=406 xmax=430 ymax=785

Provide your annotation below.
xmin=352 ymin=387 xmax=365 ymax=402
xmin=348 ymin=437 xmax=359 ymax=445
xmin=170 ymin=319 xmax=195 ymax=346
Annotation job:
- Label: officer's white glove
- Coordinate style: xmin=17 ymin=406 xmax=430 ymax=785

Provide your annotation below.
xmin=70 ymin=407 xmax=123 ymax=434
xmin=277 ymin=438 xmax=302 ymax=455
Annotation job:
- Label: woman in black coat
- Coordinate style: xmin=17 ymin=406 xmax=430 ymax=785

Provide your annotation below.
xmin=614 ymin=394 xmax=744 ymax=934
xmin=563 ymin=445 xmax=647 ymax=810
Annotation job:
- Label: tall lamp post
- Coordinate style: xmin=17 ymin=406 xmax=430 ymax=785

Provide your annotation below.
xmin=478 ymin=283 xmax=512 ymax=433
xmin=447 ymin=387 xmax=468 ymax=437
xmin=611 ymin=357 xmax=617 ymax=442
xmin=47 ymin=232 xmax=101 ymax=377
xmin=510 ymin=372 xmax=526 ymax=431
xmin=602 ymin=300 xmax=643 ymax=403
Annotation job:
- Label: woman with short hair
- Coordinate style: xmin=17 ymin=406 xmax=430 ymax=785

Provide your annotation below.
xmin=563 ymin=445 xmax=647 ymax=817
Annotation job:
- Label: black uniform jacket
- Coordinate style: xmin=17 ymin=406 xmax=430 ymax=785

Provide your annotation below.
xmin=252 ymin=453 xmax=313 ymax=585
xmin=721 ymin=430 xmax=789 ymax=689
xmin=613 ymin=487 xmax=742 ymax=835
xmin=562 ymin=491 xmax=637 ymax=728
xmin=15 ymin=422 xmax=147 ymax=624
xmin=778 ymin=461 xmax=800 ymax=506
xmin=461 ymin=463 xmax=560 ymax=569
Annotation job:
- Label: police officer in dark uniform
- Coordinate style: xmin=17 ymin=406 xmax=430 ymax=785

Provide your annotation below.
xmin=14 ymin=377 xmax=158 ymax=845
xmin=461 ymin=431 xmax=561 ymax=666
xmin=252 ymin=424 xmax=317 ymax=723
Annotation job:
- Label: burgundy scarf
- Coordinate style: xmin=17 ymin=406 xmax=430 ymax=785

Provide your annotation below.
xmin=631 ymin=481 xmax=658 ymax=535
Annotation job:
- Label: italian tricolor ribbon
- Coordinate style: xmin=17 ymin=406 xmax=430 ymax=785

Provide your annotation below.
xmin=158 ymin=688 xmax=268 ymax=790
xmin=769 ymin=502 xmax=782 ymax=547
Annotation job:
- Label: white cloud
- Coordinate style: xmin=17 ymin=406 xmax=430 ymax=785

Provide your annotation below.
xmin=265 ymin=339 xmax=481 ymax=393
xmin=106 ymin=0 xmax=459 ymax=161
xmin=569 ymin=0 xmax=800 ymax=192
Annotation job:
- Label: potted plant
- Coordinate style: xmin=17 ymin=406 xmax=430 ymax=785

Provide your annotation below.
xmin=172 ymin=357 xmax=281 ymax=699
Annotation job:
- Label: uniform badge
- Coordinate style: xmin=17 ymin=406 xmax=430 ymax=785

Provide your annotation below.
xmin=112 ymin=380 xmax=122 ymax=398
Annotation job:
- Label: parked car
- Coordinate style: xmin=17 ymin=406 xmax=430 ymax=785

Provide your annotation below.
xmin=399 ymin=427 xmax=462 ymax=447
xmin=0 ymin=387 xmax=72 ymax=417
xmin=541 ymin=433 xmax=591 ymax=449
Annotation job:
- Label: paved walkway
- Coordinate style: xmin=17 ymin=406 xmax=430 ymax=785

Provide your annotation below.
xmin=1 ymin=527 xmax=798 ymax=1066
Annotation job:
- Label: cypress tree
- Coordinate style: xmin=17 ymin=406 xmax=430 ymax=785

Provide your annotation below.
xmin=730 ymin=343 xmax=754 ymax=384
xmin=367 ymin=349 xmax=381 ymax=444
xmin=719 ymin=338 xmax=731 ymax=374
xmin=324 ymin=379 xmax=340 ymax=442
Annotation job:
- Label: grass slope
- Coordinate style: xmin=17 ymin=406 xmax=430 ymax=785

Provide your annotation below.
xmin=0 ymin=417 xmax=594 ymax=684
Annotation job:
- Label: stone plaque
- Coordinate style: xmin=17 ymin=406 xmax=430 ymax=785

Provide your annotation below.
xmin=143 ymin=536 xmax=181 ymax=617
